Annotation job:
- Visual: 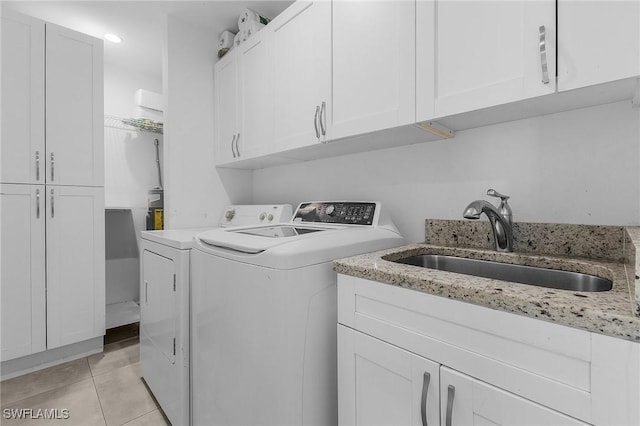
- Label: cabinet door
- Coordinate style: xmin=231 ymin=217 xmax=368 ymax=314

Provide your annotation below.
xmin=1 ymin=11 xmax=45 ymax=184
xmin=237 ymin=29 xmax=272 ymax=159
xmin=141 ymin=250 xmax=177 ymax=364
xmin=435 ymin=1 xmax=556 ymax=117
xmin=558 ymin=0 xmax=640 ymax=92
xmin=332 ymin=0 xmax=416 ymax=140
xmin=46 ymin=24 xmax=103 ymax=186
xmin=214 ymin=49 xmax=239 ymax=165
xmin=0 ymin=184 xmax=46 ymax=361
xmin=440 ymin=367 xmax=589 ymax=426
xmin=270 ymin=1 xmax=331 ymax=151
xmin=46 ymin=185 xmax=105 ymax=349
xmin=416 ymin=0 xmax=436 ymax=122
xmin=338 ymin=326 xmax=440 ymax=426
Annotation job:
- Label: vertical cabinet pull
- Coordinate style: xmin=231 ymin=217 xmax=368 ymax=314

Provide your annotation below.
xmin=445 ymin=385 xmax=455 ymax=426
xmin=314 ymin=105 xmax=321 ymax=139
xmin=50 ymin=188 xmax=54 ymax=218
xmin=35 ymin=151 xmax=40 ymax=181
xmin=145 ymin=281 xmax=148 ymax=303
xmin=420 ymin=372 xmax=431 ymax=426
xmin=320 ymin=101 xmax=326 ymax=136
xmin=36 ymin=189 xmax=40 ymax=219
xmin=50 ymin=152 xmax=55 ymax=181
xmin=539 ymin=25 xmax=549 ymax=84
xmin=231 ymin=134 xmax=237 ymax=158
xmin=235 ymin=133 xmax=241 ymax=157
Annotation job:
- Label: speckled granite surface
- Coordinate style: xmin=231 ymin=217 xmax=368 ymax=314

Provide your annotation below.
xmin=426 ymin=220 xmax=626 ymax=261
xmin=625 ymin=227 xmax=640 ymax=315
xmin=335 ymin=222 xmax=640 ymax=342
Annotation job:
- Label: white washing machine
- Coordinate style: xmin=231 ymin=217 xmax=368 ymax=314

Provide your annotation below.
xmin=191 ymin=202 xmax=404 ymax=426
xmin=139 ymin=204 xmax=292 ymax=426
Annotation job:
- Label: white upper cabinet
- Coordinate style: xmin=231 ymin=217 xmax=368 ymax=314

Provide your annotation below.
xmin=416 ymin=0 xmax=436 ymax=122
xmin=331 ymin=0 xmax=416 ymax=140
xmin=558 ymin=0 xmax=640 ymax=92
xmin=434 ymin=0 xmax=556 ymax=117
xmin=1 ymin=11 xmax=45 ymax=185
xmin=45 ymin=23 xmax=104 ymax=187
xmin=270 ymin=1 xmax=331 ymax=151
xmin=237 ymin=29 xmax=273 ymax=160
xmin=214 ymin=49 xmax=240 ymax=165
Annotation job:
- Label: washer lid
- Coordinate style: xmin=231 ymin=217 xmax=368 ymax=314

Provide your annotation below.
xmin=197 ymin=224 xmax=341 ymax=254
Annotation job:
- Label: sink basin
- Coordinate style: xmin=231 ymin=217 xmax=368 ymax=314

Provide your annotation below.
xmin=394 ymin=254 xmax=612 ymax=292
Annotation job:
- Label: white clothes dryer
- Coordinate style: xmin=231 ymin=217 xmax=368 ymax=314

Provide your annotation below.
xmin=139 ymin=204 xmax=292 ymax=426
xmin=191 ymin=202 xmax=404 ymax=426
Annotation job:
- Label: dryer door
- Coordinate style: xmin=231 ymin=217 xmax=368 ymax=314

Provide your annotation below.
xmin=141 ymin=250 xmax=176 ymax=364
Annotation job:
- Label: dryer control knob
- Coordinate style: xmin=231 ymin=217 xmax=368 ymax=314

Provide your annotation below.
xmin=259 ymin=213 xmax=266 ymax=221
xmin=267 ymin=214 xmax=274 ymax=221
xmin=225 ymin=209 xmax=235 ymax=220
xmin=326 ymin=205 xmax=336 ymax=216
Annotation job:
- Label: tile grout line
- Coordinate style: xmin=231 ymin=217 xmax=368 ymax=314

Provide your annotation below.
xmin=90 ymin=359 xmax=109 ymax=426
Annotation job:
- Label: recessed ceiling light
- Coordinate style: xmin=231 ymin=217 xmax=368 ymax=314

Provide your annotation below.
xmin=105 ymin=33 xmax=123 ymax=43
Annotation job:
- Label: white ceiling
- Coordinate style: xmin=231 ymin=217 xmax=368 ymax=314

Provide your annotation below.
xmin=3 ymin=1 xmax=294 ymax=79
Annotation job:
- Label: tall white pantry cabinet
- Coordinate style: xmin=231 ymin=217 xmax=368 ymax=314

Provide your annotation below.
xmin=0 ymin=10 xmax=105 ymax=363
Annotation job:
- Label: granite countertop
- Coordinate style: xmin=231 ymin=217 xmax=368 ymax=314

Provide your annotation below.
xmin=334 ymin=221 xmax=640 ymax=342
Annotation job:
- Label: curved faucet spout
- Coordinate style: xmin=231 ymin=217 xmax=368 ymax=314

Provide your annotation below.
xmin=463 ymin=200 xmax=513 ymax=252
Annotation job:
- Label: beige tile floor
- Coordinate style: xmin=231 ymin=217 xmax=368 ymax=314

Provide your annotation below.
xmin=0 ymin=325 xmax=170 ymax=426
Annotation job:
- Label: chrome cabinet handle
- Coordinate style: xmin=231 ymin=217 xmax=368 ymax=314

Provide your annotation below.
xmin=539 ymin=25 xmax=549 ymax=84
xmin=320 ymin=101 xmax=326 ymax=136
xmin=35 ymin=151 xmax=40 ymax=181
xmin=445 ymin=385 xmax=455 ymax=426
xmin=36 ymin=189 xmax=40 ymax=219
xmin=50 ymin=152 xmax=55 ymax=181
xmin=145 ymin=281 xmax=148 ymax=303
xmin=235 ymin=133 xmax=241 ymax=158
xmin=50 ymin=188 xmax=54 ymax=218
xmin=231 ymin=134 xmax=237 ymax=158
xmin=421 ymin=372 xmax=430 ymax=426
xmin=314 ymin=105 xmax=320 ymax=139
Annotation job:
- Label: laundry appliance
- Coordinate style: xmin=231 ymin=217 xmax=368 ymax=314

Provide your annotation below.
xmin=191 ymin=201 xmax=404 ymax=425
xmin=139 ymin=204 xmax=292 ymax=426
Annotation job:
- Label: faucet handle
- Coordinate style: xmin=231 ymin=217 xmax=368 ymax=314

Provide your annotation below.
xmin=487 ymin=189 xmax=513 ymax=224
xmin=487 ymin=188 xmax=509 ymax=201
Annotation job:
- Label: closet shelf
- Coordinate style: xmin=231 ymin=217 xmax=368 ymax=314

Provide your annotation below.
xmin=104 ymin=115 xmax=163 ymax=134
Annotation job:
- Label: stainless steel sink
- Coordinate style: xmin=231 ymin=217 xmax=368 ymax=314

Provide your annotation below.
xmin=394 ymin=254 xmax=612 ymax=292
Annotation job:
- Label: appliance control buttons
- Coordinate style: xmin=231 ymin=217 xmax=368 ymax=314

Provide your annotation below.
xmin=267 ymin=214 xmax=274 ymax=221
xmin=260 ymin=213 xmax=266 ymax=221
xmin=225 ymin=209 xmax=236 ymax=220
xmin=326 ymin=205 xmax=336 ymax=216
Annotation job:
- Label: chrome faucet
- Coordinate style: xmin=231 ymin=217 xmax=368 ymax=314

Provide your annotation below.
xmin=463 ymin=189 xmax=513 ymax=252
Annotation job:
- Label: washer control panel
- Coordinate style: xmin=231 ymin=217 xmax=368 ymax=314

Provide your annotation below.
xmin=292 ymin=202 xmax=377 ymax=226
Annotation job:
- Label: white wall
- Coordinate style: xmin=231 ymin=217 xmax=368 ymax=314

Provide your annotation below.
xmin=163 ymin=15 xmax=252 ymax=229
xmin=104 ymin=62 xmax=163 ymax=208
xmin=253 ymin=101 xmax=640 ymax=243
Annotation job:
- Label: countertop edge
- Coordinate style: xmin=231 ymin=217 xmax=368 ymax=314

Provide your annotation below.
xmin=334 ymin=243 xmax=640 ymax=343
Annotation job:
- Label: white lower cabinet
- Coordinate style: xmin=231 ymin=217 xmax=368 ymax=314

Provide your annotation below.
xmin=0 ymin=184 xmax=105 ymax=360
xmin=338 ymin=326 xmax=439 ymax=426
xmin=439 ymin=367 xmax=588 ymax=426
xmin=338 ymin=326 xmax=587 ymax=426
xmin=0 ymin=184 xmax=46 ymax=361
xmin=44 ymin=186 xmax=105 ymax=349
xmin=337 ymin=275 xmax=640 ymax=426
